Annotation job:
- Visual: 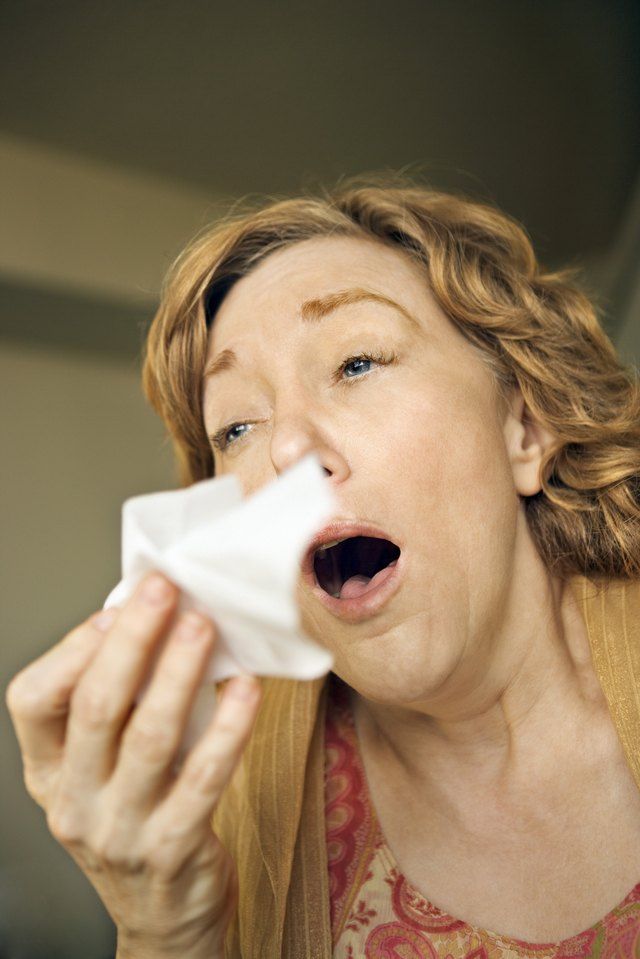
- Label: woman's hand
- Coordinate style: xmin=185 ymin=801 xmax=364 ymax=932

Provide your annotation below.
xmin=5 ymin=572 xmax=262 ymax=959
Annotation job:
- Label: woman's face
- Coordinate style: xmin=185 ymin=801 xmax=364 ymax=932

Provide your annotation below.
xmin=202 ymin=235 xmax=542 ymax=706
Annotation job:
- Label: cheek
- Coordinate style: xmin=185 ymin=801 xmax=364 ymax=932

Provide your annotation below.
xmin=372 ymin=378 xmax=516 ymax=556
xmin=396 ymin=371 xmax=507 ymax=482
xmin=353 ymin=379 xmax=457 ymax=486
xmin=347 ymin=380 xmax=435 ymax=473
xmin=437 ymin=414 xmax=518 ymax=583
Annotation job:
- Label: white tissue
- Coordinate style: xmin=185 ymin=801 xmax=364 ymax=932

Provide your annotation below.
xmin=103 ymin=453 xmax=338 ymax=757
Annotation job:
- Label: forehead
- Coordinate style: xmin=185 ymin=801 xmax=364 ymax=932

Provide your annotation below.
xmin=206 ymin=235 xmax=434 ymax=348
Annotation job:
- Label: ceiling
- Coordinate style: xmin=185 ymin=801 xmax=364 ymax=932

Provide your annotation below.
xmin=1 ymin=0 xmax=639 ymax=272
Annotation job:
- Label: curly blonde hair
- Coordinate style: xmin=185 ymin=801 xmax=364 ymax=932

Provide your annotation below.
xmin=143 ymin=174 xmax=640 ymax=582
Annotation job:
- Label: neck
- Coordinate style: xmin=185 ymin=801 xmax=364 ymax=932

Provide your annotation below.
xmin=350 ymin=572 xmax=610 ymax=825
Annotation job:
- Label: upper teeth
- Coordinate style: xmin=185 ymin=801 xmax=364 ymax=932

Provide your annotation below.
xmin=316 ymin=537 xmax=346 ymax=555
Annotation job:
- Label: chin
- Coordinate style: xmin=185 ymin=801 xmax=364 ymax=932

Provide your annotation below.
xmin=330 ymin=642 xmax=455 ymax=709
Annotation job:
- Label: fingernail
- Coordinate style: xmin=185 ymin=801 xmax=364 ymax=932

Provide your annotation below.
xmin=92 ymin=608 xmax=118 ymax=632
xmin=139 ymin=573 xmax=172 ymax=605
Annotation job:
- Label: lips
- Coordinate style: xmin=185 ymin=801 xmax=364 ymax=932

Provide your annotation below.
xmin=300 ymin=520 xmax=405 ymax=623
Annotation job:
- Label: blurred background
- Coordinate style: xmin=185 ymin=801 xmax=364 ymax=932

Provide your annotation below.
xmin=1 ymin=1 xmax=639 ymax=955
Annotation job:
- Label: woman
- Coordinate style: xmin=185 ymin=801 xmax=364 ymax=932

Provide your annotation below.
xmin=6 ymin=176 xmax=640 ymax=959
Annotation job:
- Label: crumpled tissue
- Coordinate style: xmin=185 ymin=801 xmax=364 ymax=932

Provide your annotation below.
xmin=103 ymin=452 xmax=337 ymax=758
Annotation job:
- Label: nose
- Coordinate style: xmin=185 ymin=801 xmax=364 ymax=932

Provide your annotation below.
xmin=270 ymin=414 xmax=347 ymax=483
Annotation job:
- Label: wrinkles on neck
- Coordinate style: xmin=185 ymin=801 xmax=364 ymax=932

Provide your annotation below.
xmin=349 ymin=573 xmax=610 ymax=825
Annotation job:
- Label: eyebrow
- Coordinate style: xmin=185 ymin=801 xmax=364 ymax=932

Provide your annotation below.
xmin=203 ymin=287 xmax=419 ymax=381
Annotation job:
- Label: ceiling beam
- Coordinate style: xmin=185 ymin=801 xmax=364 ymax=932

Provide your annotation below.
xmin=0 ymin=133 xmax=221 ymax=308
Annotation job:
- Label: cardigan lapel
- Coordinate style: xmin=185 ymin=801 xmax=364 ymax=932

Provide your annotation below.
xmin=281 ymin=677 xmax=332 ymax=958
xmin=240 ymin=674 xmax=329 ymax=957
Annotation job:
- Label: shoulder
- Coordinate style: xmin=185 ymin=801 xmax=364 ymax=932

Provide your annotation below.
xmin=569 ymin=573 xmax=640 ymax=628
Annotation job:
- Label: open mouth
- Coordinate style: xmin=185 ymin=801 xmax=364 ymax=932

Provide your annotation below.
xmin=313 ymin=535 xmax=401 ymax=601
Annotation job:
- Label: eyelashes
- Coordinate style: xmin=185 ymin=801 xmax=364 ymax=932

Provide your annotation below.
xmin=210 ymin=424 xmax=245 ymax=451
xmin=209 ymin=349 xmax=398 ymax=453
xmin=333 ymin=349 xmax=396 ymax=384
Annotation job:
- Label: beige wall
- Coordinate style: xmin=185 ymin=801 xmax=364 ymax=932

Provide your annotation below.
xmin=1 ymin=342 xmax=176 ymax=671
xmin=1 ymin=340 xmax=175 ymax=957
xmin=0 ymin=133 xmax=220 ymax=305
xmin=0 ymin=138 xmax=219 ymax=958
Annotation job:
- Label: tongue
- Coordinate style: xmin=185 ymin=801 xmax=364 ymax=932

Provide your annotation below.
xmin=339 ymin=561 xmax=398 ymax=600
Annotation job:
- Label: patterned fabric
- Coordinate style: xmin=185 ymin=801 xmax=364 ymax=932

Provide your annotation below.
xmin=325 ymin=672 xmax=640 ymax=959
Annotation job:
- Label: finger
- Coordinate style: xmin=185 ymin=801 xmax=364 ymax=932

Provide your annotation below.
xmin=109 ymin=610 xmax=217 ymax=809
xmin=150 ymin=676 xmax=262 ymax=851
xmin=5 ymin=608 xmax=118 ymax=769
xmin=62 ymin=573 xmax=178 ymax=786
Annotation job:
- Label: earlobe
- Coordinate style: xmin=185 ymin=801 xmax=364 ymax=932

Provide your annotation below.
xmin=505 ymin=388 xmax=557 ymax=497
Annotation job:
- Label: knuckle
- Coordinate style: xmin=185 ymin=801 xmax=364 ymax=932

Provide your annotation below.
xmin=91 ymin=837 xmax=145 ymax=873
xmin=23 ymin=764 xmax=52 ymax=807
xmin=71 ymin=685 xmax=118 ymax=728
xmin=117 ymin=614 xmax=161 ymax=649
xmin=125 ymin=716 xmax=175 ymax=761
xmin=146 ymin=843 xmax=183 ymax=877
xmin=214 ymin=713 xmax=252 ymax=750
xmin=152 ymin=660 xmax=191 ymax=693
xmin=47 ymin=806 xmax=85 ymax=846
xmin=158 ymin=645 xmax=205 ymax=680
xmin=147 ymin=833 xmax=224 ymax=880
xmin=83 ymin=815 xmax=145 ymax=873
xmin=157 ymin=819 xmax=192 ymax=848
xmin=182 ymin=750 xmax=227 ymax=794
xmin=145 ymin=859 xmax=172 ymax=882
xmin=8 ymin=673 xmax=76 ymax=722
xmin=173 ymin=610 xmax=215 ymax=640
xmin=5 ymin=671 xmax=40 ymax=718
xmin=4 ymin=674 xmax=21 ymax=713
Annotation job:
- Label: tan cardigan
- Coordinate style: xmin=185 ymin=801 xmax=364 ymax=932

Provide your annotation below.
xmin=212 ymin=574 xmax=640 ymax=958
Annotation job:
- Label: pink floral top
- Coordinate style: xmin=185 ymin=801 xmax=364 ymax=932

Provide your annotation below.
xmin=324 ymin=673 xmax=640 ymax=959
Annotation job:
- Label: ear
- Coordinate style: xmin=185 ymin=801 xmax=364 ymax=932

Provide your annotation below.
xmin=503 ymin=385 xmax=557 ymax=497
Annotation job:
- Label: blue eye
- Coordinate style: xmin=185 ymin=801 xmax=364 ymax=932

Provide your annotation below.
xmin=341 ymin=356 xmax=374 ymax=377
xmin=224 ymin=424 xmax=248 ymax=445
xmin=335 ymin=350 xmax=395 ymax=382
xmin=210 ymin=422 xmax=250 ymax=452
